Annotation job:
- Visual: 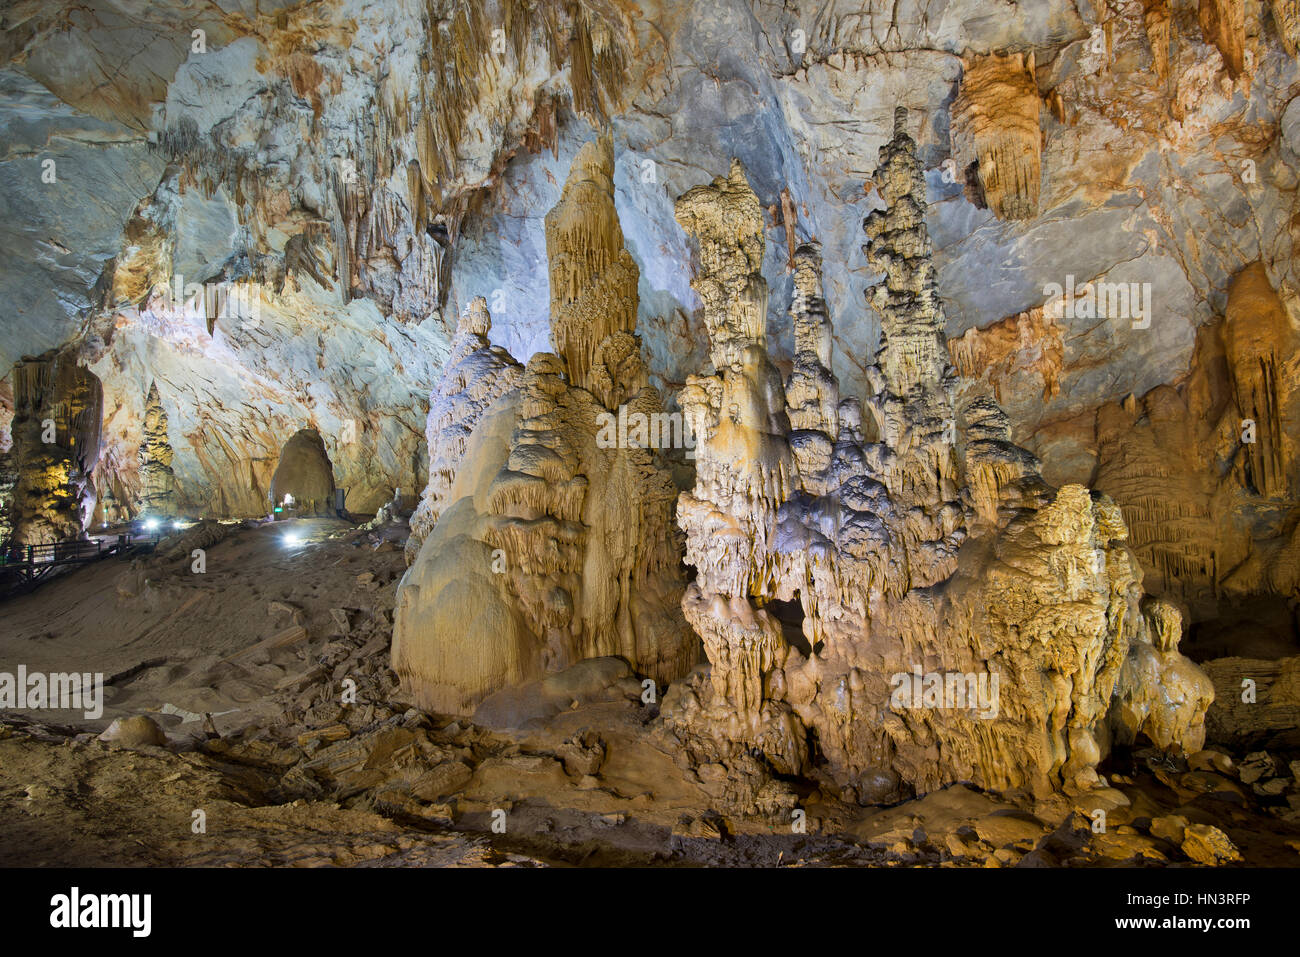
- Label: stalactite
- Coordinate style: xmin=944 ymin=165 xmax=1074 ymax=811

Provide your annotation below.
xmin=1141 ymin=0 xmax=1172 ymax=81
xmin=1199 ymin=0 xmax=1248 ymax=78
xmin=950 ymin=53 xmax=1042 ymax=221
xmin=1271 ymin=0 xmax=1300 ymax=55
xmin=1223 ymin=262 xmax=1291 ymax=499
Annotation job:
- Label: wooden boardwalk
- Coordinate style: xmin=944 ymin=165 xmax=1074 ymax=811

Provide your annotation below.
xmin=0 ymin=533 xmax=157 ymax=593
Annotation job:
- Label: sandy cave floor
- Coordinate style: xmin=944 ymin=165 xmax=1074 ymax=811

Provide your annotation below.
xmin=1 ymin=519 xmax=1299 ymax=868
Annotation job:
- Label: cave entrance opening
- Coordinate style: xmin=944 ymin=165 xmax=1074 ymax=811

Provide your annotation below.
xmin=269 ymin=428 xmax=336 ymax=517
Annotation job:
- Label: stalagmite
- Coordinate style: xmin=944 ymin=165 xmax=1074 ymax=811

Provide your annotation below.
xmin=137 ymin=382 xmax=177 ymax=517
xmin=950 ymin=53 xmax=1042 ymax=221
xmin=544 ymin=134 xmax=641 ymax=405
xmin=667 ymin=160 xmax=805 ymax=789
xmin=674 ymin=160 xmax=771 ymax=369
xmin=8 ymin=351 xmax=103 ymax=547
xmin=406 ymin=297 xmax=523 ymax=564
xmin=393 ymin=140 xmax=695 ymax=715
xmin=785 ymin=242 xmax=840 ymax=487
xmin=1112 ymin=599 xmax=1215 ymax=753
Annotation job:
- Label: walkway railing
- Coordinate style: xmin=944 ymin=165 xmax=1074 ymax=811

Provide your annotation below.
xmin=0 ymin=532 xmax=158 ymax=591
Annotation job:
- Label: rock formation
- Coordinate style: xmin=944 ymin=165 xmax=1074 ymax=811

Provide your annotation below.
xmin=137 ymin=382 xmax=176 ymax=517
xmin=543 ymin=135 xmax=641 ymax=406
xmin=4 ymin=0 xmax=1300 ymax=871
xmin=1112 ymin=599 xmax=1216 ymax=754
xmin=1223 ymin=262 xmax=1291 ymax=500
xmin=949 ymin=306 xmax=1063 ymax=404
xmin=1199 ymin=0 xmax=1248 ymax=78
xmin=269 ymin=428 xmax=336 ymax=516
xmin=406 ymin=297 xmax=523 ymax=564
xmin=1142 ymin=0 xmax=1173 ymax=82
xmin=1201 ymin=653 xmax=1300 ymax=747
xmin=7 ymin=350 xmax=103 ymax=546
xmin=393 ymin=137 xmax=696 ymax=715
xmin=0 ymin=450 xmax=15 ymax=550
xmin=1090 ymin=261 xmax=1298 ymax=632
xmin=668 ymin=159 xmax=805 ymax=796
xmin=1271 ymin=0 xmax=1300 ymax=56
xmin=950 ymin=53 xmax=1042 ymax=221
xmin=663 ymin=112 xmax=1212 ymax=809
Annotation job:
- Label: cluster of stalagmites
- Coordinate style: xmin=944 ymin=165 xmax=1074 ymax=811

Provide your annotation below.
xmin=390 ymin=113 xmax=1215 ymax=811
xmin=4 ymin=351 xmax=103 ymax=548
xmin=393 ymin=136 xmax=695 ymax=716
xmin=659 ymin=109 xmax=1213 ymax=809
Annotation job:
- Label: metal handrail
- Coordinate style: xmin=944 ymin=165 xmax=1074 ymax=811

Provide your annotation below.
xmin=2 ymin=532 xmax=154 ymax=570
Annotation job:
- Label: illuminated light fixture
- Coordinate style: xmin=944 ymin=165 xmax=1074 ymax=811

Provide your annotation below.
xmin=172 ymin=520 xmax=184 ymax=530
xmin=273 ymin=506 xmax=284 ymax=514
xmin=143 ymin=518 xmax=160 ymax=532
xmin=284 ymin=533 xmax=302 ymax=547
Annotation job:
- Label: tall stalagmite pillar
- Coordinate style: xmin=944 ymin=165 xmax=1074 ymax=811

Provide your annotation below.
xmin=9 ymin=351 xmax=103 ymax=546
xmin=392 ymin=131 xmax=694 ymax=715
xmin=671 ymin=159 xmax=804 ymax=772
xmin=138 ymin=382 xmax=177 ymax=517
xmin=868 ymin=107 xmax=954 ymax=395
xmin=544 ymin=133 xmax=641 ymax=406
